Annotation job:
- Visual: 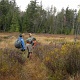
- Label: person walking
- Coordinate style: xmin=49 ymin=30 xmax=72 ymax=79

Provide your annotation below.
xmin=18 ymin=34 xmax=26 ymax=51
xmin=27 ymin=33 xmax=37 ymax=48
xmin=26 ymin=39 xmax=33 ymax=59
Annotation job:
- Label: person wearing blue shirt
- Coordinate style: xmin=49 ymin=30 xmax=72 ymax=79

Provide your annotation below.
xmin=18 ymin=34 xmax=26 ymax=51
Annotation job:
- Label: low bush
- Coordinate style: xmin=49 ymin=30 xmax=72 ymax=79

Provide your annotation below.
xmin=0 ymin=42 xmax=80 ymax=80
xmin=34 ymin=42 xmax=80 ymax=80
xmin=0 ymin=48 xmax=25 ymax=80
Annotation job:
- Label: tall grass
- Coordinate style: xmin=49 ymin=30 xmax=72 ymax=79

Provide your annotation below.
xmin=33 ymin=42 xmax=80 ymax=80
xmin=0 ymin=42 xmax=80 ymax=80
xmin=0 ymin=48 xmax=48 ymax=80
xmin=0 ymin=48 xmax=26 ymax=80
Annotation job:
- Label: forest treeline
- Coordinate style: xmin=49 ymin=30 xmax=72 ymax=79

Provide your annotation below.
xmin=0 ymin=0 xmax=80 ymax=34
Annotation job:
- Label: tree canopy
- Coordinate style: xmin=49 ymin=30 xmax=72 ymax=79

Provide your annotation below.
xmin=0 ymin=0 xmax=80 ymax=34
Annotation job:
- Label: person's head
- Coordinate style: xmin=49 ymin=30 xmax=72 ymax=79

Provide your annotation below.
xmin=33 ymin=38 xmax=36 ymax=41
xmin=19 ymin=33 xmax=25 ymax=37
xmin=26 ymin=39 xmax=30 ymax=44
xmin=19 ymin=34 xmax=22 ymax=37
xmin=29 ymin=33 xmax=32 ymax=37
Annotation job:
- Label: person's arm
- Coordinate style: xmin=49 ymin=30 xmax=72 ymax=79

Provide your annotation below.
xmin=21 ymin=39 xmax=25 ymax=50
xmin=32 ymin=40 xmax=37 ymax=48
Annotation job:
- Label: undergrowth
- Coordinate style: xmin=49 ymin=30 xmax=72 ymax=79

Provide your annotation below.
xmin=0 ymin=42 xmax=80 ymax=80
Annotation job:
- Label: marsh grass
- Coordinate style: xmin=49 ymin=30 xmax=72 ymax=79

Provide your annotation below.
xmin=0 ymin=33 xmax=80 ymax=80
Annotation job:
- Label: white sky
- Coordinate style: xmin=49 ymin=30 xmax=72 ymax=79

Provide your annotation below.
xmin=16 ymin=0 xmax=80 ymax=11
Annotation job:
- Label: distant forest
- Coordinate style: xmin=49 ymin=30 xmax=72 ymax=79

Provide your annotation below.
xmin=0 ymin=0 xmax=80 ymax=34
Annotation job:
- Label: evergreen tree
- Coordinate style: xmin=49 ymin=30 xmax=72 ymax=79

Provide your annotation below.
xmin=10 ymin=13 xmax=20 ymax=32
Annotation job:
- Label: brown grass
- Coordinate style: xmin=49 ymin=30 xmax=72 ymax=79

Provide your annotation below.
xmin=0 ymin=32 xmax=80 ymax=49
xmin=0 ymin=32 xmax=80 ymax=80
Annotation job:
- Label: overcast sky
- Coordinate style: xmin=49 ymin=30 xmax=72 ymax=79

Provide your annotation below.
xmin=16 ymin=0 xmax=80 ymax=11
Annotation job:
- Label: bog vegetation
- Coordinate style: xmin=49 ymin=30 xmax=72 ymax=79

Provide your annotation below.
xmin=0 ymin=33 xmax=80 ymax=80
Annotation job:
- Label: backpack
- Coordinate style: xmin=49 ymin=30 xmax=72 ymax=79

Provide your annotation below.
xmin=15 ymin=39 xmax=22 ymax=49
xmin=27 ymin=37 xmax=36 ymax=46
xmin=27 ymin=37 xmax=33 ymax=44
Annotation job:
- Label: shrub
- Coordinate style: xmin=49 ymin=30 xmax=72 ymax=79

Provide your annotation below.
xmin=34 ymin=43 xmax=80 ymax=79
xmin=0 ymin=48 xmax=24 ymax=80
xmin=64 ymin=45 xmax=80 ymax=75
